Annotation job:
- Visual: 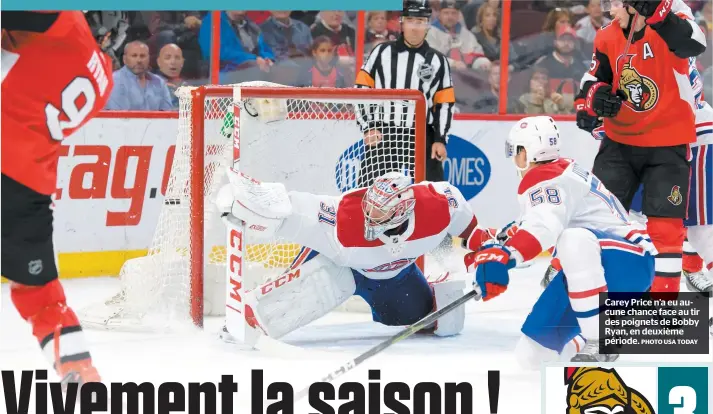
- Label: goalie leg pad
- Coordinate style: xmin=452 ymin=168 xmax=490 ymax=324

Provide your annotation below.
xmin=245 ymin=251 xmax=355 ymax=339
xmin=431 ymin=279 xmax=466 ymax=337
xmin=354 ymin=263 xmax=434 ymax=326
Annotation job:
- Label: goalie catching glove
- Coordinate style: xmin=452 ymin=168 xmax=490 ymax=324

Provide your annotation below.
xmin=214 ymin=170 xmax=292 ymax=238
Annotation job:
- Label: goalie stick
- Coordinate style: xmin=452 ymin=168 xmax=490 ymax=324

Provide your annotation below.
xmin=293 ymin=289 xmax=481 ymax=401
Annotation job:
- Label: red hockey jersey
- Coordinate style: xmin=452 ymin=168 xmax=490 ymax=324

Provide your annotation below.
xmin=1 ymin=11 xmax=113 ymax=195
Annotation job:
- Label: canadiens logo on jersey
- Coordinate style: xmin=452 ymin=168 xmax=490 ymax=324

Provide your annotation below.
xmin=617 ymin=54 xmax=659 ymax=112
xmin=362 ymin=258 xmax=416 ymax=273
xmin=565 ymin=367 xmax=655 ymax=414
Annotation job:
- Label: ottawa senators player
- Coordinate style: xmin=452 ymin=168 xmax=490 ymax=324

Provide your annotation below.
xmin=575 ymin=0 xmax=706 ymax=296
xmin=1 ymin=12 xmax=113 ymax=386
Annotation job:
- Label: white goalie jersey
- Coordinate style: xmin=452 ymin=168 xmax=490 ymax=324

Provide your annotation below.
xmin=503 ymin=158 xmax=656 ymax=263
xmin=271 ymin=181 xmax=478 ymax=280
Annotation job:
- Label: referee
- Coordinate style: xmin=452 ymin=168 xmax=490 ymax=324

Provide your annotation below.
xmin=354 ymin=0 xmax=455 ymax=187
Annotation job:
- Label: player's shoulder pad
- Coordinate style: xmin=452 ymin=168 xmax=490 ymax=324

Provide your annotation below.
xmin=594 ymin=21 xmax=618 ymax=46
xmin=413 ymin=181 xmax=450 ymax=201
xmin=517 ymin=158 xmax=573 ymax=195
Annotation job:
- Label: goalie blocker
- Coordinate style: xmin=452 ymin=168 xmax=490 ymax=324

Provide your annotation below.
xmin=215 ymin=171 xmax=492 ymax=345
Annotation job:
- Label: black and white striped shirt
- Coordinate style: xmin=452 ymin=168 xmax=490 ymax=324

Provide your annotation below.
xmin=354 ymin=37 xmax=455 ymax=143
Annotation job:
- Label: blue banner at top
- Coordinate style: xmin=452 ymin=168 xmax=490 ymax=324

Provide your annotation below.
xmin=1 ymin=0 xmax=403 ymax=10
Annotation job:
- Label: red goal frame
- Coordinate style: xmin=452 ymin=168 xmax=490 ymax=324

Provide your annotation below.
xmin=187 ymin=86 xmax=428 ymax=327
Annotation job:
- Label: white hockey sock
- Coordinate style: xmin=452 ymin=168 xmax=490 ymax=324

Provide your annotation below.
xmin=686 ymin=225 xmax=713 ymax=269
xmin=556 ymin=228 xmax=607 ymax=341
xmin=560 ymin=334 xmax=586 ymax=359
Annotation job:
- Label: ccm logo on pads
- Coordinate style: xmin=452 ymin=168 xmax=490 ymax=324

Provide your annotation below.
xmin=250 ymin=224 xmax=267 ymax=231
xmin=259 ymin=270 xmax=301 ymax=295
xmin=228 ymin=229 xmax=244 ymax=308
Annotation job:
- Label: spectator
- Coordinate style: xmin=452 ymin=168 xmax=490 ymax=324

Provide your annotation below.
xmin=534 ymin=25 xmax=588 ymax=113
xmin=532 ymin=1 xmax=588 ymax=15
xmin=364 ymin=11 xmax=399 ymax=55
xmin=365 ymin=11 xmax=399 ymax=53
xmin=517 ymin=67 xmax=567 ymax=114
xmin=155 ymin=44 xmax=185 ymax=108
xmin=461 ymin=0 xmax=501 ymax=30
xmin=106 ymin=41 xmax=173 ymax=111
xmin=198 ymin=11 xmax=275 ymax=74
xmin=574 ymin=0 xmax=610 ymax=44
xmin=696 ymin=0 xmax=711 ymax=31
xmin=292 ymin=11 xmax=320 ymax=27
xmin=386 ymin=11 xmax=402 ymax=33
xmin=471 ymin=62 xmax=524 ymax=113
xmin=311 ymin=11 xmax=356 ymax=62
xmin=134 ymin=12 xmax=204 ymax=79
xmin=260 ymin=11 xmax=313 ymax=62
xmin=297 ymin=36 xmax=348 ymax=88
xmin=471 ymin=3 xmax=525 ymax=70
xmin=246 ymin=11 xmax=271 ymax=25
xmin=93 ymin=26 xmax=121 ymax=70
xmin=427 ymin=0 xmax=491 ymax=72
xmin=516 ymin=7 xmax=582 ymax=70
xmin=85 ymin=11 xmax=129 ymax=62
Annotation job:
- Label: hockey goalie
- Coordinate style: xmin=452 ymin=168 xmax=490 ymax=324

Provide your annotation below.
xmin=215 ymin=170 xmax=493 ymax=344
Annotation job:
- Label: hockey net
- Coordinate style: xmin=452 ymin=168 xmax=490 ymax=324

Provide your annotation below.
xmin=78 ymin=82 xmax=427 ymax=331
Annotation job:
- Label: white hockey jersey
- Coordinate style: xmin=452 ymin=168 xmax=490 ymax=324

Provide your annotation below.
xmin=275 ymin=181 xmax=478 ymax=280
xmin=690 ymin=57 xmax=713 ymax=147
xmin=695 ymin=102 xmax=713 ymax=147
xmin=503 ymin=158 xmax=655 ymax=262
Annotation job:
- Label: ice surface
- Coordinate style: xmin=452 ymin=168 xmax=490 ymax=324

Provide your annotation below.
xmin=1 ymin=259 xmax=710 ymax=413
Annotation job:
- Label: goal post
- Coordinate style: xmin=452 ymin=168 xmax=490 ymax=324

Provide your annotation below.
xmin=78 ymin=82 xmax=428 ymax=331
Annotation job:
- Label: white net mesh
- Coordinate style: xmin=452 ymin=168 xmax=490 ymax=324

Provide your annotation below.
xmin=78 ymin=82 xmax=420 ymax=330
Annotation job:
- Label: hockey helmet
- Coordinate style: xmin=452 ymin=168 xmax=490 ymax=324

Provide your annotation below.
xmin=362 ymin=171 xmax=416 ymax=241
xmin=506 ymin=116 xmax=561 ymax=174
xmin=402 ymin=0 xmax=433 ymax=19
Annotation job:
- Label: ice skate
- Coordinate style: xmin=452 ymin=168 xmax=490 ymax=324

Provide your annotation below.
xmin=570 ymin=340 xmax=620 ymax=362
xmin=684 ymin=270 xmax=713 ymax=296
xmin=57 ymin=359 xmax=101 ymax=392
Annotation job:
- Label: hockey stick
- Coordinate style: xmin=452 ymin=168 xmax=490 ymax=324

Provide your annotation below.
xmin=591 ymin=10 xmax=639 ymax=140
xmin=613 ymin=10 xmax=639 ymax=91
xmin=293 ymin=289 xmax=481 ymax=401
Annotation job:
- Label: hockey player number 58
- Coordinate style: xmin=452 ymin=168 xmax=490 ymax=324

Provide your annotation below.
xmin=45 ymin=77 xmax=96 ymax=141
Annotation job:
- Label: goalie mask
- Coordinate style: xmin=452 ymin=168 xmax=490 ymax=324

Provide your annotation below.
xmin=506 ymin=116 xmax=561 ymax=176
xmin=362 ymin=172 xmax=416 ymax=242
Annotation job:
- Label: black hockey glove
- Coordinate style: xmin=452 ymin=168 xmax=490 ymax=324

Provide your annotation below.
xmin=574 ymin=98 xmax=603 ymax=133
xmin=584 ymin=82 xmax=627 ymax=118
xmin=624 ymin=0 xmax=672 ymax=25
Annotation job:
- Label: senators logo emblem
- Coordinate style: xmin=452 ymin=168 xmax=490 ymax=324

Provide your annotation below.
xmin=616 ymin=54 xmax=659 ymax=112
xmin=668 ymin=185 xmax=683 ymax=206
xmin=565 ymin=367 xmax=655 ymax=414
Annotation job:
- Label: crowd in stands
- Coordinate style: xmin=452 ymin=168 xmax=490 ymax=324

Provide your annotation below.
xmin=88 ymin=0 xmax=713 ymax=113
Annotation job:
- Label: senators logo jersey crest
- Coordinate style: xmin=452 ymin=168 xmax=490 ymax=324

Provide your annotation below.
xmin=617 ymin=54 xmax=659 ymax=112
xmin=565 ymin=367 xmax=655 ymax=414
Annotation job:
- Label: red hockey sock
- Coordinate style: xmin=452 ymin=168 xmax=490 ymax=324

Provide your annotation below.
xmin=10 ymin=280 xmax=93 ymax=372
xmin=647 ymin=217 xmax=684 ymax=297
xmin=683 ymin=251 xmax=704 ymax=273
